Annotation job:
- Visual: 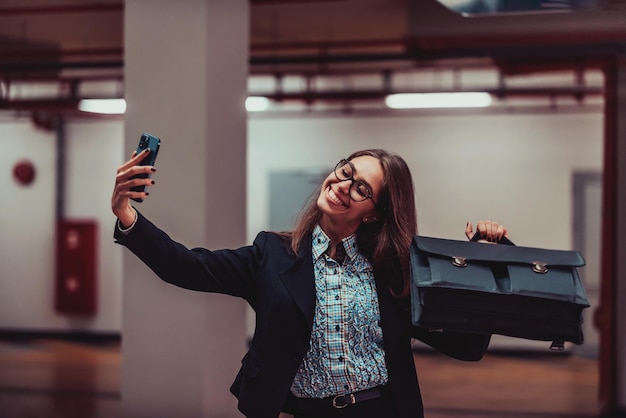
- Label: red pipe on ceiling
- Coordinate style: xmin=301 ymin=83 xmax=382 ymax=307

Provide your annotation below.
xmin=0 ymin=0 xmax=342 ymax=16
xmin=0 ymin=3 xmax=123 ymax=15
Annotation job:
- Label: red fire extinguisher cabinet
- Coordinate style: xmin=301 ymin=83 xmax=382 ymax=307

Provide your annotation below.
xmin=55 ymin=220 xmax=98 ymax=315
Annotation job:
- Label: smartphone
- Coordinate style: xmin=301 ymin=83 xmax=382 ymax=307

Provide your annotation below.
xmin=130 ymin=132 xmax=161 ymax=202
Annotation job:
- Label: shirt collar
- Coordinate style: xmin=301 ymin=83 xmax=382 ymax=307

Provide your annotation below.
xmin=312 ymin=225 xmax=359 ymax=261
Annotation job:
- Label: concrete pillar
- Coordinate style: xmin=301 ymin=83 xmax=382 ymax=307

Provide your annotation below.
xmin=601 ymin=54 xmax=626 ymax=416
xmin=122 ymin=1 xmax=248 ymax=417
xmin=617 ymin=55 xmax=626 ymax=414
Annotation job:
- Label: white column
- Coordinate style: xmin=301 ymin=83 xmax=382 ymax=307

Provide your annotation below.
xmin=123 ymin=1 xmax=248 ymax=417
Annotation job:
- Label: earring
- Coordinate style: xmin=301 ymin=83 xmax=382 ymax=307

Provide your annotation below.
xmin=363 ymin=215 xmax=378 ymax=223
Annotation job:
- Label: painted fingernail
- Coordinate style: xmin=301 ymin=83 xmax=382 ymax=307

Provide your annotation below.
xmin=151 ymin=167 xmax=156 ymax=172
xmin=145 ymin=192 xmax=150 ymax=196
xmin=151 ymin=180 xmax=155 ymax=184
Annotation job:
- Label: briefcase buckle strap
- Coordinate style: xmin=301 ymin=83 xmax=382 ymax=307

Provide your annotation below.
xmin=332 ymin=393 xmax=356 ymax=408
xmin=451 ymin=256 xmax=549 ymax=274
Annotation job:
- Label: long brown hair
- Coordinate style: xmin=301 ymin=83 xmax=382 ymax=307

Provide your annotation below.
xmin=288 ymin=149 xmax=418 ymax=298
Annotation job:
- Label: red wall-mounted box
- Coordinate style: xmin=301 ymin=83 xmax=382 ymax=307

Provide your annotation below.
xmin=55 ymin=220 xmax=98 ymax=316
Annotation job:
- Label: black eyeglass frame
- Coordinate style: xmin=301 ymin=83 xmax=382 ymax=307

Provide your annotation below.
xmin=334 ymin=159 xmax=381 ymax=210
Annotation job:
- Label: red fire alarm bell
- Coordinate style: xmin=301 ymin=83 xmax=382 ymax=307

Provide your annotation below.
xmin=13 ymin=160 xmax=36 ymax=186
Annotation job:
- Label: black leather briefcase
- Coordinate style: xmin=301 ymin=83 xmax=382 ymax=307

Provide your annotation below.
xmin=410 ymin=235 xmax=590 ymax=350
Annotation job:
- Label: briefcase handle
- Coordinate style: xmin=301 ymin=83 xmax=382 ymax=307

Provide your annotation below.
xmin=470 ymin=231 xmax=515 ymax=246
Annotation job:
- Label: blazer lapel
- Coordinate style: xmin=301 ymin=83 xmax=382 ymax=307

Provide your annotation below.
xmin=278 ymin=241 xmax=316 ymax=330
xmin=375 ymin=273 xmax=406 ymax=361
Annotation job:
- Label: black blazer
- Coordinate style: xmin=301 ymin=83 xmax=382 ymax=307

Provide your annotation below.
xmin=115 ymin=212 xmax=490 ymax=418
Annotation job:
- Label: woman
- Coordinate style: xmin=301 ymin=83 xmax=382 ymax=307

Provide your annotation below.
xmin=112 ymin=148 xmax=508 ymax=418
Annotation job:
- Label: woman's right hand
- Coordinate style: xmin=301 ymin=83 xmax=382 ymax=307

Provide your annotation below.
xmin=111 ymin=149 xmax=156 ymax=228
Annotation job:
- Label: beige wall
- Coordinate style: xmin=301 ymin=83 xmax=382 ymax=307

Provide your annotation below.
xmin=248 ymin=111 xmax=603 ymax=247
xmin=0 ymin=119 xmax=124 ymax=332
xmin=0 ymin=108 xmax=603 ymax=332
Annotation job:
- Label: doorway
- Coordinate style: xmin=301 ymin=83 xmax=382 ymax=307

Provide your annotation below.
xmin=573 ymin=171 xmax=602 ymax=358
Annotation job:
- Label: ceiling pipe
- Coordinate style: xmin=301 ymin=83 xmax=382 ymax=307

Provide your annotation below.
xmin=0 ymin=60 xmax=123 ymax=74
xmin=253 ymin=86 xmax=603 ymax=102
xmin=250 ymin=38 xmax=406 ymax=52
xmin=0 ymin=47 xmax=611 ymax=78
xmin=0 ymin=3 xmax=123 ymax=16
xmin=0 ymin=98 xmax=80 ymax=112
xmin=0 ymin=48 xmax=123 ymax=60
xmin=250 ymin=52 xmax=409 ymax=66
xmin=0 ymin=85 xmax=603 ymax=114
xmin=1 ymin=75 xmax=123 ymax=83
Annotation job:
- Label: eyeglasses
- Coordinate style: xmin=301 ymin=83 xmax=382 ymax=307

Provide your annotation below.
xmin=334 ymin=159 xmax=380 ymax=209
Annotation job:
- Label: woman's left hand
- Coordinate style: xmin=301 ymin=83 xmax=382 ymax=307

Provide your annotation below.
xmin=465 ymin=220 xmax=508 ymax=243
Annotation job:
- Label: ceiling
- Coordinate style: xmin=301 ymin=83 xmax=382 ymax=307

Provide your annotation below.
xmin=0 ymin=0 xmax=410 ymax=79
xmin=0 ymin=0 xmax=624 ymax=115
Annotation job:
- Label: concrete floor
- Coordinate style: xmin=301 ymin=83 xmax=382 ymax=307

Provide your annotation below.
xmin=0 ymin=336 xmax=599 ymax=418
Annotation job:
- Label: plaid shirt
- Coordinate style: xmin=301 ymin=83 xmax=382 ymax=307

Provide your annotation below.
xmin=290 ymin=225 xmax=389 ymax=398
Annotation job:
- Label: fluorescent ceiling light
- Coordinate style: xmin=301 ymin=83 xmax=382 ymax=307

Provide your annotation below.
xmin=246 ymin=96 xmax=270 ymax=112
xmin=79 ymin=98 xmax=127 ymax=114
xmin=385 ymin=92 xmax=492 ymax=109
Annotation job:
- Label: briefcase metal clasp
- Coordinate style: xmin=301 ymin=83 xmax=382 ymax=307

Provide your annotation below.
xmin=452 ymin=256 xmax=467 ymax=268
xmin=532 ymin=261 xmax=548 ymax=274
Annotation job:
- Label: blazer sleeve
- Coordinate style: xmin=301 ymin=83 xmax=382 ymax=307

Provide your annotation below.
xmin=114 ymin=210 xmax=266 ymax=304
xmin=411 ymin=326 xmax=491 ymax=361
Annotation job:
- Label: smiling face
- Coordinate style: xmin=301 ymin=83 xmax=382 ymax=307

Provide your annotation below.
xmin=316 ymin=155 xmax=384 ymax=239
